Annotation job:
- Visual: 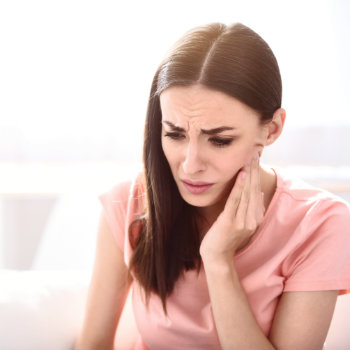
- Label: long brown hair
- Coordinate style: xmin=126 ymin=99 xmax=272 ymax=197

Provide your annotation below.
xmin=129 ymin=22 xmax=282 ymax=312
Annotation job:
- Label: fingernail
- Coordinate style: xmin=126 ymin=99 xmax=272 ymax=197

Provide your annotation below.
xmin=241 ymin=171 xmax=247 ymax=180
xmin=254 ymin=152 xmax=259 ymax=160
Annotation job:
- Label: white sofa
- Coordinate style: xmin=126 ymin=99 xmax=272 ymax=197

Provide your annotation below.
xmin=0 ymin=269 xmax=349 ymax=350
xmin=0 ymin=269 xmax=140 ymax=350
xmin=0 ymin=270 xmax=90 ymax=350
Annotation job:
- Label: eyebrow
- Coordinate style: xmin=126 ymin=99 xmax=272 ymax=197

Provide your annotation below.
xmin=162 ymin=121 xmax=236 ymax=135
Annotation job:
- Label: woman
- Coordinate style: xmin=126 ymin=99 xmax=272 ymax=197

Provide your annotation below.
xmin=75 ymin=23 xmax=350 ymax=349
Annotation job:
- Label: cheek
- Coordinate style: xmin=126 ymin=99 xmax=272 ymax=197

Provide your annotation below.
xmin=216 ymin=148 xmax=252 ymax=176
xmin=220 ymin=162 xmax=243 ymax=183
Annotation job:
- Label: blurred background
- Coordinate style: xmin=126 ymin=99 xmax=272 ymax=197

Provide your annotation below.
xmin=0 ymin=0 xmax=349 ymax=271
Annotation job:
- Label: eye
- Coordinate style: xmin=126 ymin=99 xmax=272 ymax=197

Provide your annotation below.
xmin=164 ymin=132 xmax=185 ymax=140
xmin=209 ymin=137 xmax=234 ymax=148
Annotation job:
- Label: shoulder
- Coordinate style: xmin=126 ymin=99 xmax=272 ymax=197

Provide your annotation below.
xmin=267 ymin=167 xmax=350 ymax=244
xmin=274 ymin=167 xmax=350 ymax=214
xmin=99 ymin=172 xmax=145 ymax=208
xmin=98 ymin=171 xmax=146 ymax=253
xmin=269 ymin=171 xmax=350 ymax=294
xmin=102 ymin=180 xmax=133 ymax=203
xmin=98 ymin=171 xmax=146 ymax=229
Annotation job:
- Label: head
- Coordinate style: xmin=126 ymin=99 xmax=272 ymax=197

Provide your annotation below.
xmin=131 ymin=22 xmax=285 ymax=311
xmin=145 ymin=22 xmax=285 ymax=215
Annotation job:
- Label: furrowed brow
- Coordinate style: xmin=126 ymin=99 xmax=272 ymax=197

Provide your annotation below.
xmin=162 ymin=121 xmax=235 ymax=135
xmin=162 ymin=121 xmax=186 ymax=132
xmin=201 ymin=126 xmax=235 ymax=135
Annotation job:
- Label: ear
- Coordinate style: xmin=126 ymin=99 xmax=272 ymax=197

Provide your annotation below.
xmin=264 ymin=108 xmax=286 ymax=146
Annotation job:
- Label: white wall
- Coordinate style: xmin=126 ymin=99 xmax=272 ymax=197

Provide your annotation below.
xmin=0 ymin=0 xmax=349 ymax=163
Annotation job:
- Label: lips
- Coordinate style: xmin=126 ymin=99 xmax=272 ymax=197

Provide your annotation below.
xmin=181 ymin=179 xmax=214 ymax=194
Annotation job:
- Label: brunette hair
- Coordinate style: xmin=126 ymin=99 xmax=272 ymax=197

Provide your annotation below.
xmin=129 ymin=22 xmax=282 ymax=312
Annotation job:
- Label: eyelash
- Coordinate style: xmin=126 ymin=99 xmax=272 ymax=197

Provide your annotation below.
xmin=164 ymin=132 xmax=234 ymax=148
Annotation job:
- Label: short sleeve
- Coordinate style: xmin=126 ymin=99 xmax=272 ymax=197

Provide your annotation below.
xmin=98 ymin=180 xmax=132 ymax=252
xmin=283 ymin=199 xmax=350 ymax=295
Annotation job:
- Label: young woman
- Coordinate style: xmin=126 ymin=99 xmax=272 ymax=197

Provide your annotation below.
xmin=75 ymin=23 xmax=350 ymax=350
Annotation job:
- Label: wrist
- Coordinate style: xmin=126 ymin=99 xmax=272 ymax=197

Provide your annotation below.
xmin=201 ymin=250 xmax=234 ymax=269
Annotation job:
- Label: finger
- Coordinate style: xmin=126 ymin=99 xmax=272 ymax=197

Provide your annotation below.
xmin=235 ymin=162 xmax=251 ymax=224
xmin=224 ymin=169 xmax=247 ymax=218
xmin=257 ymin=191 xmax=265 ymax=224
xmin=245 ymin=153 xmax=261 ymax=228
xmin=245 ymin=154 xmax=262 ymax=232
xmin=254 ymin=156 xmax=265 ymax=225
xmin=262 ymin=192 xmax=266 ymax=214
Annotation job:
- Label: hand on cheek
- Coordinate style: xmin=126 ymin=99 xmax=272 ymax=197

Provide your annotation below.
xmin=200 ymin=152 xmax=265 ymax=261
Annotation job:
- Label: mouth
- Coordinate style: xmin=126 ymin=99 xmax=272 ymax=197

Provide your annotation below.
xmin=181 ymin=179 xmax=214 ymax=194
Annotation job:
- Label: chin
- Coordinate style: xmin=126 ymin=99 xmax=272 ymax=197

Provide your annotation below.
xmin=182 ymin=196 xmax=214 ymax=208
xmin=178 ymin=187 xmax=226 ymax=208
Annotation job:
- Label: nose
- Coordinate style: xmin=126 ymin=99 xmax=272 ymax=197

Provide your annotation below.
xmin=182 ymin=141 xmax=206 ymax=175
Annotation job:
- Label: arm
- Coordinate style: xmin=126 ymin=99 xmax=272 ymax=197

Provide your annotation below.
xmin=202 ymin=253 xmax=338 ymax=350
xmin=202 ymin=254 xmax=275 ymax=349
xmin=74 ymin=210 xmax=132 ymax=350
xmin=200 ymin=154 xmax=338 ymax=349
xmin=269 ymin=290 xmax=338 ymax=349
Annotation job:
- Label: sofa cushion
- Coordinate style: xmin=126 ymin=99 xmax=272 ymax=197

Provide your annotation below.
xmin=0 ymin=270 xmax=90 ymax=350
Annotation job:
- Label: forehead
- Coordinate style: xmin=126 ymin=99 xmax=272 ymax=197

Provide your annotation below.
xmin=159 ymin=85 xmax=259 ymax=128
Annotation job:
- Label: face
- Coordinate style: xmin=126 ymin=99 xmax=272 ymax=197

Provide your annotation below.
xmin=160 ymin=84 xmax=269 ymax=216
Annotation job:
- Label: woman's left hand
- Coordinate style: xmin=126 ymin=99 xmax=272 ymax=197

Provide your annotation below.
xmin=199 ymin=152 xmax=265 ymax=261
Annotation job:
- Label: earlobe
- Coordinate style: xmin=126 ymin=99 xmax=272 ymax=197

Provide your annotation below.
xmin=265 ymin=108 xmax=286 ymax=146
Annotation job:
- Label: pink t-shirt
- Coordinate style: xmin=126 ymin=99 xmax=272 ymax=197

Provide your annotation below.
xmin=99 ymin=168 xmax=350 ymax=349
